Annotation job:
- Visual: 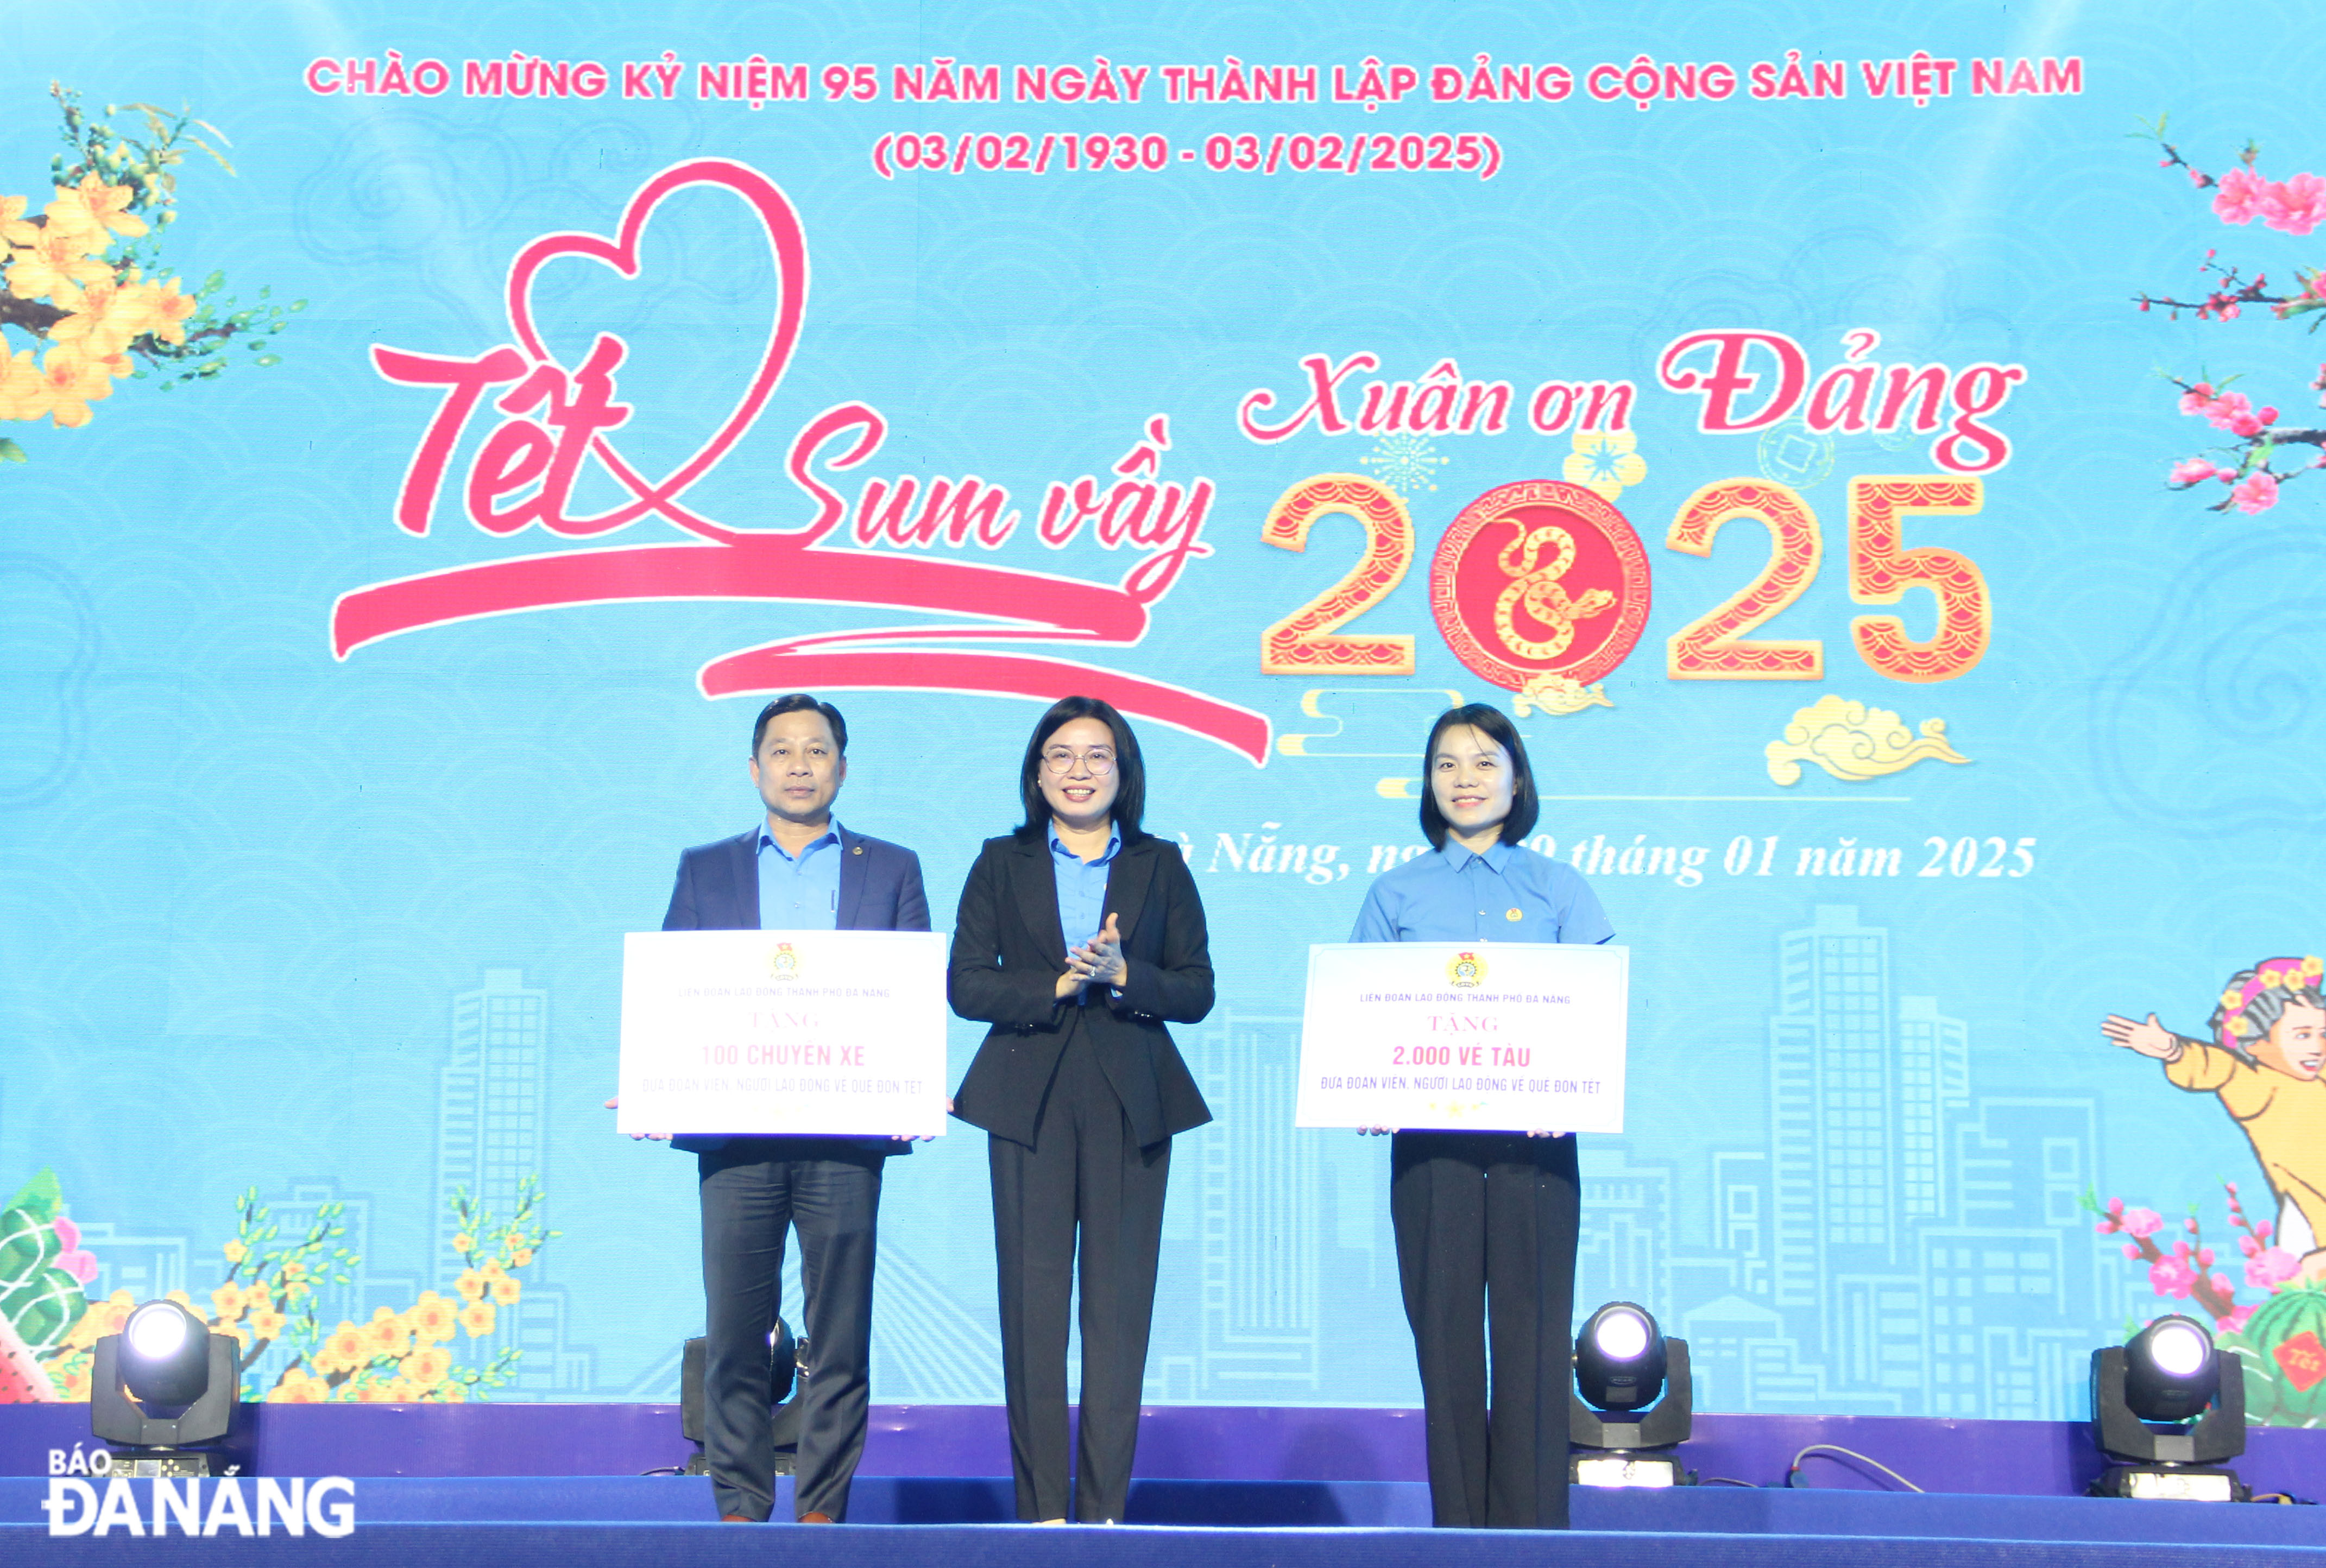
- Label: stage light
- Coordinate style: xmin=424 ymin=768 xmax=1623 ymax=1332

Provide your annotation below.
xmin=2088 ymin=1314 xmax=2248 ymax=1502
xmin=90 ymin=1299 xmax=239 ymax=1477
xmin=1569 ymin=1301 xmax=1694 ymax=1487
xmin=678 ymin=1318 xmax=802 ymax=1477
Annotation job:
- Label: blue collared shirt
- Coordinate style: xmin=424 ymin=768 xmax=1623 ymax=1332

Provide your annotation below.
xmin=1349 ymin=839 xmax=1613 ymax=946
xmin=758 ymin=820 xmax=842 ymax=931
xmin=1050 ymin=823 xmax=1120 ymax=1002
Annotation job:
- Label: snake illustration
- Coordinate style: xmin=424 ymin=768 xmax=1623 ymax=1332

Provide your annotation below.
xmin=1493 ymin=520 xmax=1616 ymax=661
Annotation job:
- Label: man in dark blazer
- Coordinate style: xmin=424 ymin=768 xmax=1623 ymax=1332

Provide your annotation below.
xmin=663 ymin=693 xmax=929 ymax=1526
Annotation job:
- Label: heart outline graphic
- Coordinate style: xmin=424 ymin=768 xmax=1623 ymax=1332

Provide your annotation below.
xmin=501 ymin=157 xmax=808 ymax=541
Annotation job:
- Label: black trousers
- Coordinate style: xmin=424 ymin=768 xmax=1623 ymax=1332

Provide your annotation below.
xmin=1390 ymin=1130 xmax=1581 ymax=1529
xmin=699 ymin=1139 xmax=885 ymax=1522
xmin=988 ymin=1020 xmax=1170 ymax=1522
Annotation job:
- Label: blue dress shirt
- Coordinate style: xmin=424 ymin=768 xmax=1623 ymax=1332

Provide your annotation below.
xmin=757 ymin=820 xmax=842 ymax=931
xmin=1050 ymin=823 xmax=1120 ymax=1003
xmin=1348 ymin=839 xmax=1613 ymax=946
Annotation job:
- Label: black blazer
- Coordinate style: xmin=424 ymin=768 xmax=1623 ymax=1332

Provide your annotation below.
xmin=948 ymin=830 xmax=1214 ymax=1150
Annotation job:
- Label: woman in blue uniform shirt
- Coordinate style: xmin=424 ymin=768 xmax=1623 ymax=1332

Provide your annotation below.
xmin=1348 ymin=702 xmax=1612 ymax=1531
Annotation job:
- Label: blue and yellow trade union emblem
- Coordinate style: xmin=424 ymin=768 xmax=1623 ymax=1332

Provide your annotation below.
xmin=770 ymin=942 xmax=800 ymax=981
xmin=1448 ymin=951 xmax=1485 ymax=988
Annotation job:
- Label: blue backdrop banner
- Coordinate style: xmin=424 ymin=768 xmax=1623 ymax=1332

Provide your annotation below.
xmin=5 ymin=1 xmax=2326 ymax=1426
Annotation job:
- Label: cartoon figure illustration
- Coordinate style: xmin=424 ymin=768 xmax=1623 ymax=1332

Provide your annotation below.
xmin=2104 ymin=956 xmax=2326 ymax=1279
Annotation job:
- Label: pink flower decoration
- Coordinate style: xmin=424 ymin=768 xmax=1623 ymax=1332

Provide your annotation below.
xmin=2231 ymin=471 xmax=2280 ymax=514
xmin=2123 ymin=1243 xmax=2142 ymax=1261
xmin=2246 ymin=1246 xmax=2303 ymax=1289
xmin=2150 ymin=1256 xmax=2198 ymax=1298
xmin=58 ymin=1249 xmax=98 ymax=1285
xmin=2215 ymin=167 xmax=2270 ymax=225
xmin=2210 ymin=1272 xmax=2235 ymax=1298
xmin=53 ymin=1216 xmax=79 ymax=1251
xmin=2178 ymin=384 xmax=2215 ymax=415
xmin=2222 ymin=1304 xmax=2256 ymax=1334
xmin=2260 ymin=172 xmax=2326 ymax=237
xmin=2122 ymin=1207 xmax=2165 ymax=1238
xmin=2170 ymin=458 xmax=2221 ymax=485
xmin=2198 ymin=1247 xmax=2217 ymax=1267
xmin=2204 ymin=390 xmax=2253 ymax=431
xmin=2256 ymin=1220 xmax=2274 ymax=1242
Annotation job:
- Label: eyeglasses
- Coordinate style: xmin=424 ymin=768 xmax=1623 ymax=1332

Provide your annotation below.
xmin=1041 ymin=747 xmax=1116 ymax=776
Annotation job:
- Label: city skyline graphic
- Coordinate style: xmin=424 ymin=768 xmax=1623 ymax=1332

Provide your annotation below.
xmin=55 ymin=912 xmax=2126 ymax=1414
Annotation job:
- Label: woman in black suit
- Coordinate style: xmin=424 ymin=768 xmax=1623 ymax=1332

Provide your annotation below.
xmin=948 ymin=696 xmax=1213 ymax=1524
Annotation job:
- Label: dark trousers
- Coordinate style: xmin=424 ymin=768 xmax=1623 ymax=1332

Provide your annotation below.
xmin=699 ymin=1139 xmax=885 ymax=1522
xmin=1391 ymin=1130 xmax=1581 ymax=1529
xmin=988 ymin=1023 xmax=1170 ymax=1522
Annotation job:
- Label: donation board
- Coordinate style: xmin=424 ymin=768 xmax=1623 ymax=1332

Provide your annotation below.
xmin=617 ymin=930 xmax=949 ymax=1139
xmin=1294 ymin=942 xmax=1629 ymax=1135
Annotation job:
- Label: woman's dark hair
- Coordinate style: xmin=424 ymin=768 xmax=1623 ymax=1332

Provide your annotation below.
xmin=1017 ymin=696 xmax=1146 ymax=840
xmin=1418 ymin=703 xmax=1540 ymax=850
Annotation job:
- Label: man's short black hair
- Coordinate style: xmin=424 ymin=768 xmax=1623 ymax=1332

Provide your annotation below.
xmin=752 ymin=693 xmax=848 ymax=754
xmin=1418 ymin=703 xmax=1540 ymax=850
xmin=1016 ymin=695 xmax=1146 ymax=839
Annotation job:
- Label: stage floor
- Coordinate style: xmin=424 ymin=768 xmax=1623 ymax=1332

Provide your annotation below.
xmin=7 ymin=1475 xmax=2326 ymax=1563
xmin=7 ymin=1403 xmax=2324 ymax=1563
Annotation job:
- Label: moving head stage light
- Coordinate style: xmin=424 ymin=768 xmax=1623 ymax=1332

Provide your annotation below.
xmin=90 ymin=1299 xmax=240 ymax=1477
xmin=678 ymin=1318 xmax=802 ymax=1477
xmin=2089 ymin=1314 xmax=2248 ymax=1501
xmin=1569 ymin=1301 xmax=1694 ymax=1488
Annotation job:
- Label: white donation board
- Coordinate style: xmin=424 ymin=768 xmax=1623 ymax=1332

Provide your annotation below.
xmin=1294 ymin=941 xmax=1629 ymax=1134
xmin=617 ymin=929 xmax=949 ymax=1138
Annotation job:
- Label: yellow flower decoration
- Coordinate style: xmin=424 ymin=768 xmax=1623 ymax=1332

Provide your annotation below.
xmin=138 ymin=276 xmax=198 ymax=346
xmin=36 ymin=343 xmax=116 ymax=428
xmin=316 ymin=1320 xmax=367 ymax=1375
xmin=441 ymin=1380 xmax=468 ymax=1404
xmin=221 ymin=1239 xmax=247 ymax=1264
xmin=272 ymin=1368 xmax=327 ymax=1403
xmin=406 ymin=1346 xmax=452 ymax=1388
xmin=362 ymin=1306 xmax=411 ymax=1357
xmin=453 ymin=1269 xmax=486 ymax=1303
xmin=3 ymin=222 xmax=112 ymax=305
xmin=510 ymin=1248 xmax=534 ymax=1268
xmin=46 ymin=173 xmax=147 ymax=240
xmin=458 ymin=1302 xmax=496 ymax=1338
xmin=248 ymin=1308 xmax=287 ymax=1339
xmin=48 ymin=278 xmax=152 ymax=358
xmin=451 ymin=1232 xmax=474 ymax=1253
xmin=210 ymin=1282 xmax=246 ymax=1320
xmin=0 ymin=193 xmax=37 ymax=248
xmin=1562 ymin=427 xmax=1648 ymax=502
xmin=408 ymin=1292 xmax=457 ymax=1345
xmin=0 ymin=348 xmax=51 ymax=423
xmin=490 ymin=1275 xmax=520 ymax=1305
xmin=2223 ymin=989 xmax=2246 ymax=1010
